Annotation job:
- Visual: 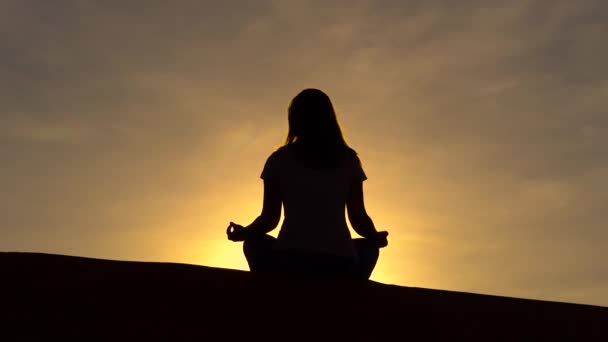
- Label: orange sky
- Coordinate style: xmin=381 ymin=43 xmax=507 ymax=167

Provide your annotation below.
xmin=1 ymin=1 xmax=607 ymax=306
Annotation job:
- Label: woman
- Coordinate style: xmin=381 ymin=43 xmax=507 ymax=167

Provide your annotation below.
xmin=227 ymin=88 xmax=388 ymax=280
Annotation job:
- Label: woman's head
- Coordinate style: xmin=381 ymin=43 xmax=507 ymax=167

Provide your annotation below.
xmin=284 ymin=88 xmax=347 ymax=147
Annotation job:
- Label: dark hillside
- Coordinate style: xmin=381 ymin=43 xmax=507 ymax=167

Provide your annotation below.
xmin=1 ymin=252 xmax=605 ymax=339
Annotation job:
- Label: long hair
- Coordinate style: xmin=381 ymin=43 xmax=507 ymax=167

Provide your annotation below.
xmin=283 ymin=88 xmax=356 ymax=167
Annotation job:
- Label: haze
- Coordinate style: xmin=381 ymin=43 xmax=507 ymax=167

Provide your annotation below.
xmin=1 ymin=1 xmax=607 ymax=306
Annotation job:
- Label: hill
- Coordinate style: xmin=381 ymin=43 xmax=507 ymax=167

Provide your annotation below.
xmin=1 ymin=252 xmax=606 ymax=339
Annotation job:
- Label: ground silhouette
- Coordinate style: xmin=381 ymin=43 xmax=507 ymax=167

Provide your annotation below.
xmin=1 ymin=252 xmax=606 ymax=339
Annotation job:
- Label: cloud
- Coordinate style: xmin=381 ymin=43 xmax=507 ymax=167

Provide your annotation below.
xmin=5 ymin=119 xmax=92 ymax=143
xmin=1 ymin=0 xmax=607 ymax=305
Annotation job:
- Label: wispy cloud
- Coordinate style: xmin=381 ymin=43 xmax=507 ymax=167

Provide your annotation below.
xmin=3 ymin=118 xmax=92 ymax=143
xmin=1 ymin=0 xmax=606 ymax=305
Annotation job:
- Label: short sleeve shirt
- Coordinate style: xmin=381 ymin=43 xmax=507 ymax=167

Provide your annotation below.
xmin=260 ymin=145 xmax=366 ymax=258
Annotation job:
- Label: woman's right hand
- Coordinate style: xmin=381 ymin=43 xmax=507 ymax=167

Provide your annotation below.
xmin=373 ymin=231 xmax=389 ymax=248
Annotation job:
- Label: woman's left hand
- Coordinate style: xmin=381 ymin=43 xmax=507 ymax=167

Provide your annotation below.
xmin=226 ymin=222 xmax=249 ymax=242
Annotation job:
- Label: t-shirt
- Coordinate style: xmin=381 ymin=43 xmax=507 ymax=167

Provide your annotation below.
xmin=260 ymin=144 xmax=367 ymax=258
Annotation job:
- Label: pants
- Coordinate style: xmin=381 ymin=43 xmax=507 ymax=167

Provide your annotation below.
xmin=243 ymin=234 xmax=379 ymax=280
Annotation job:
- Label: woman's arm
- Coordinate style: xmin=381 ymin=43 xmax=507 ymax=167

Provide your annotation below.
xmin=346 ymin=180 xmax=379 ymax=239
xmin=246 ymin=178 xmax=282 ymax=235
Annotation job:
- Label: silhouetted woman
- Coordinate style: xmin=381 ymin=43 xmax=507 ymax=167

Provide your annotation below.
xmin=227 ymin=88 xmax=388 ymax=279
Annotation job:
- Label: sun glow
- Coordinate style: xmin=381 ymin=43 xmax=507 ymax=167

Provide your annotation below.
xmin=181 ymin=187 xmax=418 ymax=287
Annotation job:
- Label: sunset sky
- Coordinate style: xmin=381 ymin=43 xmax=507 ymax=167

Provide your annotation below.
xmin=1 ymin=0 xmax=607 ymax=306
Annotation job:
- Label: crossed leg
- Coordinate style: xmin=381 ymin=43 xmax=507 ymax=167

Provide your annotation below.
xmin=243 ymin=235 xmax=380 ymax=279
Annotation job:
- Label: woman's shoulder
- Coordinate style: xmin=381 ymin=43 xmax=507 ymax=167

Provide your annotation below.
xmin=344 ymin=146 xmax=358 ymax=158
xmin=270 ymin=143 xmax=360 ymax=168
xmin=343 ymin=146 xmax=361 ymax=164
xmin=272 ymin=144 xmax=293 ymax=158
xmin=265 ymin=145 xmax=293 ymax=165
xmin=261 ymin=146 xmax=292 ymax=179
